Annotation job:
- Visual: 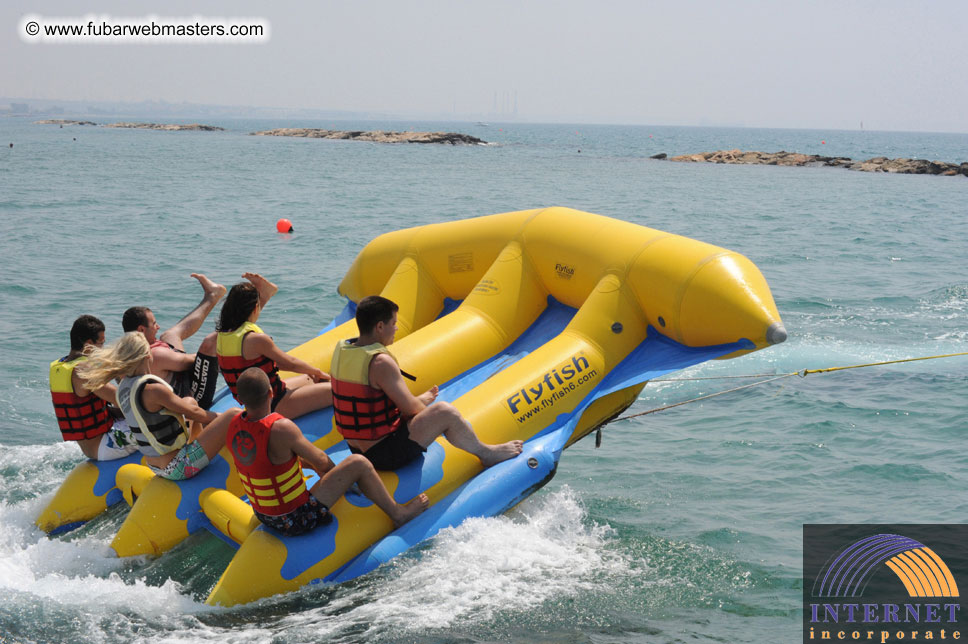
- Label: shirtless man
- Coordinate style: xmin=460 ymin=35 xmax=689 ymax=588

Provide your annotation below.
xmin=330 ymin=295 xmax=523 ymax=470
xmin=123 ymin=273 xmax=226 ymax=410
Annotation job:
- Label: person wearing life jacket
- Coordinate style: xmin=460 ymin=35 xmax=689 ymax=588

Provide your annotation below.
xmin=81 ymin=332 xmax=241 ymax=480
xmin=226 ymin=368 xmax=428 ymax=536
xmin=331 ymin=295 xmax=523 ymax=471
xmin=49 ymin=315 xmax=138 ymax=461
xmin=123 ymin=273 xmax=225 ymax=411
xmin=216 ymin=272 xmax=333 ymax=419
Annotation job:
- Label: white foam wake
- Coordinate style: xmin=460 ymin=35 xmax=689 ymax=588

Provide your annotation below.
xmin=275 ymin=486 xmax=635 ymax=641
xmin=0 ymin=442 xmax=217 ymax=642
xmin=0 ymin=443 xmax=635 ymax=643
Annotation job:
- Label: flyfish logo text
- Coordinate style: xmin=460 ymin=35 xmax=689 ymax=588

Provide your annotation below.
xmin=555 ymin=263 xmax=575 ymax=279
xmin=507 ymin=354 xmax=598 ymax=423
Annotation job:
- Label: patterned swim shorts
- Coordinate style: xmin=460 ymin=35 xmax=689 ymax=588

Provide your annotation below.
xmin=95 ymin=420 xmax=139 ymax=461
xmin=255 ymin=496 xmax=332 ymax=537
xmin=150 ymin=441 xmax=210 ymax=481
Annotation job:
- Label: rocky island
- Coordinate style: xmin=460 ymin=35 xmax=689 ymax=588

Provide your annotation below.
xmin=652 ymin=150 xmax=967 ymax=177
xmin=251 ymin=128 xmax=486 ymax=145
xmin=104 ymin=122 xmax=225 ymax=131
xmin=34 ymin=119 xmax=98 ymax=126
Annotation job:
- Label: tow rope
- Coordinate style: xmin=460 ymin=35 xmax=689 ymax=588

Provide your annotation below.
xmin=594 ymin=351 xmax=968 ymax=446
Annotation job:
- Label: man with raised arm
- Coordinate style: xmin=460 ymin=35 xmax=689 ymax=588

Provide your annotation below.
xmin=330 ymin=295 xmax=523 ymax=471
xmin=123 ymin=273 xmax=225 ymax=410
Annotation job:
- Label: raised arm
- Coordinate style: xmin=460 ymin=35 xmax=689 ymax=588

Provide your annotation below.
xmin=242 ymin=272 xmax=278 ymax=309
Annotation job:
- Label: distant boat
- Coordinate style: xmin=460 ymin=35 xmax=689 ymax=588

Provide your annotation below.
xmin=476 ymin=122 xmax=489 ymax=127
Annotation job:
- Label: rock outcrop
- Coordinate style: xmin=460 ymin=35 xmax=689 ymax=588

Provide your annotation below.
xmin=34 ymin=119 xmax=97 ymax=126
xmin=657 ymin=149 xmax=967 ymax=177
xmin=104 ymin=122 xmax=225 ymax=131
xmin=251 ymin=129 xmax=487 ymax=145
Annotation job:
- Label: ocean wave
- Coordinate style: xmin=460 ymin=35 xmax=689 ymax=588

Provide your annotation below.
xmin=844 ymin=462 xmax=953 ymax=482
xmin=0 ymin=442 xmax=81 ymax=504
xmin=921 ymin=283 xmax=968 ymax=311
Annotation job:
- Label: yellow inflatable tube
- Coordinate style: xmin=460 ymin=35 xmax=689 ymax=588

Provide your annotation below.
xmin=287 ymin=206 xmax=782 ymax=433
xmin=205 ymin=207 xmax=784 ymax=606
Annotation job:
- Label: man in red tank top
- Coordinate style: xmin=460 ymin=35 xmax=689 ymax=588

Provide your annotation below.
xmin=226 ymin=368 xmax=428 ymax=536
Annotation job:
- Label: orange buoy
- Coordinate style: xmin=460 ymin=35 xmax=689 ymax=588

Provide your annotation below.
xmin=276 ymin=219 xmax=293 ymax=233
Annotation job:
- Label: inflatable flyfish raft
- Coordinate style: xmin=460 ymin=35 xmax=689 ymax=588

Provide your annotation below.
xmin=37 ymin=207 xmax=786 ymax=606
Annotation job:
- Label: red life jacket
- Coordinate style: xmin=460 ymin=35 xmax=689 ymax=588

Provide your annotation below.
xmin=49 ymin=355 xmax=114 ymax=441
xmin=330 ymin=340 xmax=402 ymax=441
xmin=227 ymin=411 xmax=310 ymax=516
xmin=217 ymin=321 xmax=286 ymax=402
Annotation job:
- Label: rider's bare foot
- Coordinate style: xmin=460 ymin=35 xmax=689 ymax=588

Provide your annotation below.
xmin=480 ymin=440 xmax=524 ymax=467
xmin=242 ymin=272 xmax=279 ymax=302
xmin=391 ymin=493 xmax=430 ymax=527
xmin=191 ymin=273 xmax=227 ymax=303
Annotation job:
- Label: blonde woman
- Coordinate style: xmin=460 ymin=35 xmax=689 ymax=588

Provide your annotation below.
xmin=81 ymin=332 xmax=241 ymax=480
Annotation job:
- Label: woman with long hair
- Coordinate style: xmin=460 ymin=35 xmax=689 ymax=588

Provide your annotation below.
xmin=216 ymin=273 xmax=332 ymax=419
xmin=81 ymin=332 xmax=240 ymax=480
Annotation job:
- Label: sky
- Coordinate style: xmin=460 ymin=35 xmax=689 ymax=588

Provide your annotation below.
xmin=4 ymin=0 xmax=968 ymax=132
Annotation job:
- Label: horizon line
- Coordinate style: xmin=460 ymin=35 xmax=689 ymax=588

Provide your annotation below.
xmin=2 ymin=95 xmax=966 ymax=136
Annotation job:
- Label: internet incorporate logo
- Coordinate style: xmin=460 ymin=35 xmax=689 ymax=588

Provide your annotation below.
xmin=803 ymin=525 xmax=965 ymax=644
xmin=815 ymin=534 xmax=960 ymax=599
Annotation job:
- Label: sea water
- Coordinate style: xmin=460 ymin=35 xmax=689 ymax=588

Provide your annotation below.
xmin=0 ymin=117 xmax=966 ymax=643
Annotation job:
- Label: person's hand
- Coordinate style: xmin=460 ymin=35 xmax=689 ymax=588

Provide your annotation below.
xmin=310 ymin=368 xmax=328 ymax=383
